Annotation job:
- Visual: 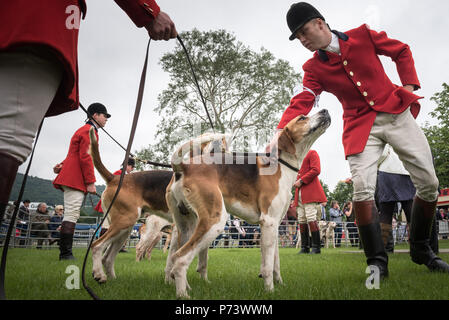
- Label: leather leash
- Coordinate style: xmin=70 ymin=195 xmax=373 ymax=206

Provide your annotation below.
xmin=81 ymin=38 xmax=152 ymax=300
xmin=176 ymin=35 xmax=215 ymax=131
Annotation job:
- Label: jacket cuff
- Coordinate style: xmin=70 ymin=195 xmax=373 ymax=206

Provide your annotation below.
xmin=114 ymin=0 xmax=161 ymax=28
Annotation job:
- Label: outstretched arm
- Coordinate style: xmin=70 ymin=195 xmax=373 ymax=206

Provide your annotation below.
xmin=114 ymin=0 xmax=177 ymax=40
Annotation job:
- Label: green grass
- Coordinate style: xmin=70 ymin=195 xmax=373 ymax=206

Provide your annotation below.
xmin=2 ymin=241 xmax=449 ymax=300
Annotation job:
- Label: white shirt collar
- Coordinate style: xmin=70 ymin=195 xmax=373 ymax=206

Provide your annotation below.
xmin=324 ymin=32 xmax=341 ymax=54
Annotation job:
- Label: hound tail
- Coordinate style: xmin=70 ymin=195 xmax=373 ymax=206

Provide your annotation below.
xmin=88 ymin=127 xmax=114 ymax=183
xmin=170 ymin=133 xmax=228 ymax=173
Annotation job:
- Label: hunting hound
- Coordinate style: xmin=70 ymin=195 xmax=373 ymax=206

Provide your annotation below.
xmin=165 ymin=110 xmax=331 ymax=298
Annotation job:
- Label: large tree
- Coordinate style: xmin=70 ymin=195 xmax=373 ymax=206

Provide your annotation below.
xmin=422 ymin=83 xmax=449 ymax=188
xmin=136 ymin=29 xmax=300 ymax=168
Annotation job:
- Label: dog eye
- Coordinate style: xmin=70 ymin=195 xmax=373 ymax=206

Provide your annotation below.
xmin=299 ymin=116 xmax=307 ymax=121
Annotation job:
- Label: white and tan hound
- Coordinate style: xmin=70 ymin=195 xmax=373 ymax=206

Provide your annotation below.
xmin=136 ymin=214 xmax=173 ymax=262
xmin=88 ymin=129 xmax=228 ymax=284
xmin=320 ymin=221 xmax=337 ymax=249
xmin=165 ymin=110 xmax=331 ymax=298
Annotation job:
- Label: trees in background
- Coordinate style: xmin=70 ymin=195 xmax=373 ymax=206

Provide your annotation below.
xmin=135 ymin=29 xmax=300 ymax=168
xmin=423 ymin=83 xmax=449 ymax=189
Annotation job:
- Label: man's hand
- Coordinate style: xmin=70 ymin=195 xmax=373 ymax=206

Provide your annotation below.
xmin=403 ymin=84 xmax=415 ymax=93
xmin=53 ymin=163 xmax=63 ymax=174
xmin=146 ymin=11 xmax=177 ymax=40
xmin=294 ymin=179 xmax=303 ymax=189
xmin=86 ymin=183 xmax=96 ymax=194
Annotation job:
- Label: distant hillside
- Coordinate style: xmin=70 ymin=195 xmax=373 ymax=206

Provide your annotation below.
xmin=10 ymin=173 xmax=105 ymax=215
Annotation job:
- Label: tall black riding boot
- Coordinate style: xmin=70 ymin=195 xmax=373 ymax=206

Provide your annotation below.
xmin=0 ymin=152 xmax=21 ymax=225
xmin=59 ymin=221 xmax=76 ymax=260
xmin=354 ymin=201 xmax=389 ymax=279
xmin=409 ymin=197 xmax=449 ymax=273
xmin=380 ymin=223 xmax=394 ymax=253
xmin=297 ymin=224 xmax=310 ymax=254
xmin=309 ymin=221 xmax=321 ymax=255
xmin=430 ymin=216 xmax=439 ymax=255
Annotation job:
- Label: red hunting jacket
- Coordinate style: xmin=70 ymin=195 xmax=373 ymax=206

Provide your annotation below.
xmin=0 ymin=0 xmax=160 ymax=117
xmin=94 ymin=169 xmax=123 ymax=213
xmin=294 ymin=150 xmax=327 ymax=205
xmin=53 ymin=123 xmax=99 ymax=193
xmin=278 ymin=24 xmax=422 ymax=158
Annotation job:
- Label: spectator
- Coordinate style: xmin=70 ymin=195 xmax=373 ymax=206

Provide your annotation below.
xmin=31 ymin=203 xmax=50 ymax=249
xmin=392 ymin=217 xmax=398 ymax=246
xmin=249 ymin=224 xmax=260 ymax=247
xmin=18 ymin=199 xmax=30 ymax=221
xmin=0 ymin=0 xmax=177 ymax=226
xmin=279 ymin=217 xmax=290 ymax=248
xmin=17 ymin=199 xmax=31 ymax=246
xmin=229 ymin=216 xmax=246 ymax=248
xmin=212 ymin=223 xmax=229 ymax=248
xmin=343 ymin=201 xmax=359 ymax=247
xmin=437 ymin=208 xmax=447 ymax=221
xmin=329 ymin=200 xmax=343 ymax=247
xmin=319 ymin=202 xmax=327 ymax=221
xmin=49 ymin=205 xmax=64 ymax=245
xmin=286 ymin=200 xmax=298 ymax=247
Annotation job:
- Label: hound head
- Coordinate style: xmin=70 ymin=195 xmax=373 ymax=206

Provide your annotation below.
xmin=278 ymin=109 xmax=331 ymax=160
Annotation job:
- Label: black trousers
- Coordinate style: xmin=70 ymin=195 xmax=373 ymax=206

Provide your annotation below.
xmin=346 ymin=222 xmax=359 ymax=246
xmin=379 ymin=200 xmax=439 ymax=253
xmin=378 ymin=200 xmax=412 ymax=224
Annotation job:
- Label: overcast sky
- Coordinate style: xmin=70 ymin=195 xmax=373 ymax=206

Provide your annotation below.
xmin=19 ymin=0 xmax=449 ymax=192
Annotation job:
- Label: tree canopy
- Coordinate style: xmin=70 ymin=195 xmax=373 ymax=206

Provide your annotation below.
xmin=329 ymin=181 xmax=354 ymax=209
xmin=422 ymin=83 xmax=449 ymax=188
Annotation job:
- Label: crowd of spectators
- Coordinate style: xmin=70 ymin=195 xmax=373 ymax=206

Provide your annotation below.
xmin=3 ymin=200 xmax=64 ymax=248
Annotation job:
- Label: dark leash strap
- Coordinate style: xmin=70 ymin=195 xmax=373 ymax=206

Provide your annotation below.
xmin=0 ymin=119 xmax=44 ymax=300
xmin=77 ymin=35 xmax=215 ymax=168
xmin=81 ymin=38 xmax=151 ymax=300
xmin=176 ymin=35 xmax=215 ymax=131
xmin=230 ymin=152 xmax=299 ymax=173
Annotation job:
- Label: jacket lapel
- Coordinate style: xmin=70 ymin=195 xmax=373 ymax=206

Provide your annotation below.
xmin=317 ymin=30 xmax=350 ymax=62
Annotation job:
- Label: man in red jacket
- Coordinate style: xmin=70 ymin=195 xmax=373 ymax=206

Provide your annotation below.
xmin=0 ymin=0 xmax=176 ymax=224
xmin=276 ymin=2 xmax=449 ymax=276
xmin=53 ymin=103 xmax=110 ymax=260
xmin=294 ymin=150 xmax=327 ymax=255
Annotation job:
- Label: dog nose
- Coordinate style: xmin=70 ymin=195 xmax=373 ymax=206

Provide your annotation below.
xmin=319 ymin=109 xmax=329 ymax=116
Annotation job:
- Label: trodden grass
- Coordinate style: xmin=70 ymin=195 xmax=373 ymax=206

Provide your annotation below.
xmin=2 ymin=240 xmax=449 ymax=300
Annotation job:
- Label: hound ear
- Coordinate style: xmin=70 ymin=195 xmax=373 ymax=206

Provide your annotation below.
xmin=278 ymin=129 xmax=296 ymax=154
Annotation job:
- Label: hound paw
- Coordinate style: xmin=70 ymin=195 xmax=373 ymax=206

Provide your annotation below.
xmin=274 ymin=277 xmax=284 ymax=285
xmin=92 ymin=271 xmax=107 ymax=283
xmin=176 ymin=291 xmax=191 ymax=300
